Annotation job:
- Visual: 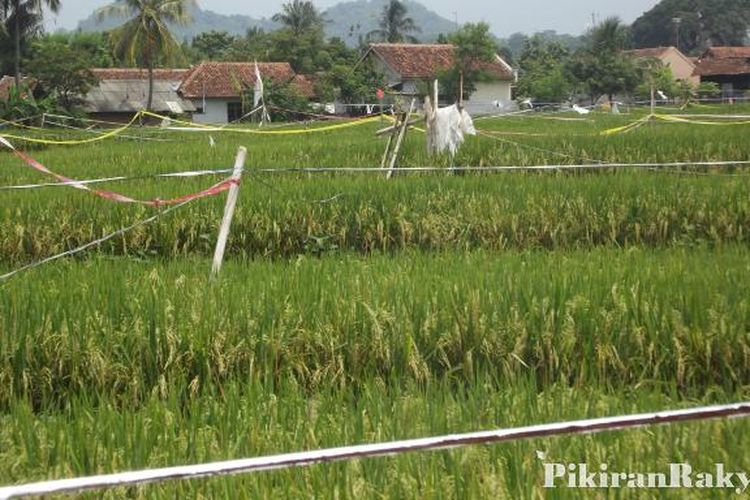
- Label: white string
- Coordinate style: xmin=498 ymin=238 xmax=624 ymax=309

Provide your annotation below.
xmin=3 ymin=161 xmax=748 ymax=192
xmin=0 ymin=169 xmax=234 ymax=191
xmin=0 ymin=201 xmax=192 ymax=283
xmin=1 ymin=401 xmax=748 ymax=499
xmin=249 ymin=160 xmax=750 ymax=174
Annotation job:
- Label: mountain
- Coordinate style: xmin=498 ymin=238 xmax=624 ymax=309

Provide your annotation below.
xmin=76 ymin=0 xmax=458 ymax=45
xmin=77 ymin=4 xmax=277 ymax=41
xmin=324 ymin=0 xmax=457 ymax=44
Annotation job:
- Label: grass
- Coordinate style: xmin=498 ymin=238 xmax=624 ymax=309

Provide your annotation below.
xmin=1 ymin=105 xmax=749 ymax=497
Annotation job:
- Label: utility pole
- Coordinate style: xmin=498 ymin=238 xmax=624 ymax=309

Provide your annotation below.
xmin=672 ymin=17 xmax=682 ymax=51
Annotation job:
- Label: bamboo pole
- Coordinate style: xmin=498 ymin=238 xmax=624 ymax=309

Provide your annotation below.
xmin=211 ymin=147 xmax=247 ymax=277
xmin=387 ymin=99 xmax=415 ymax=179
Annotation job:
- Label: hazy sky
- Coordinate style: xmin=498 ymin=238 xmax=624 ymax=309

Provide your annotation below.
xmin=46 ymin=0 xmax=661 ymax=36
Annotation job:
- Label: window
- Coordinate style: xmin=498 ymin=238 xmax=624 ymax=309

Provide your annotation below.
xmin=227 ymin=102 xmax=243 ymax=122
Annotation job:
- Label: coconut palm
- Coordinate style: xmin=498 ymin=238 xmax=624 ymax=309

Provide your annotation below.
xmin=368 ymin=0 xmax=421 ymax=43
xmin=588 ymin=17 xmax=631 ymax=52
xmin=272 ymin=0 xmax=325 ymax=37
xmin=96 ymin=0 xmax=195 ymax=111
xmin=1 ymin=0 xmax=59 ymax=88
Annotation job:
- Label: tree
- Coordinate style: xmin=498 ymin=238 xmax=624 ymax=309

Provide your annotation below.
xmin=589 ymin=16 xmax=631 ymax=53
xmin=271 ymin=0 xmax=326 ymax=37
xmin=0 ymin=0 xmax=58 ymax=87
xmin=516 ymin=35 xmax=573 ymax=103
xmin=632 ymin=57 xmax=677 ymax=102
xmin=323 ymin=63 xmax=385 ymax=104
xmin=96 ymin=0 xmax=195 ymax=111
xmin=43 ymin=31 xmax=114 ymax=67
xmin=192 ymin=30 xmax=236 ymax=60
xmin=0 ymin=2 xmax=40 ymax=76
xmin=568 ymin=17 xmax=640 ymax=104
xmin=442 ymin=22 xmax=497 ymax=102
xmin=367 ymin=0 xmax=421 ymax=43
xmin=632 ymin=0 xmax=750 ymax=54
xmin=25 ymin=39 xmax=98 ymax=111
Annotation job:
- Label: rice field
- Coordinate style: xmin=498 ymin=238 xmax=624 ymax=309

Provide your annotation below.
xmin=1 ymin=105 xmax=750 ymax=498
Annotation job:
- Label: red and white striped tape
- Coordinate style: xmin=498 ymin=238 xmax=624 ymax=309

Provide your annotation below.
xmin=1 ymin=137 xmax=239 ymax=206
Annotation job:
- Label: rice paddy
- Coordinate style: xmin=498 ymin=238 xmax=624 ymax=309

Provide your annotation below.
xmin=1 ymin=105 xmax=749 ymax=497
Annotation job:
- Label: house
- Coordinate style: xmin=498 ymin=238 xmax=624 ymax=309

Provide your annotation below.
xmin=179 ymin=62 xmax=315 ymax=124
xmin=0 ymin=75 xmax=35 ymax=101
xmin=84 ymin=68 xmax=196 ymax=122
xmin=362 ymin=43 xmax=516 ymax=115
xmin=624 ymin=46 xmax=699 ymax=86
xmin=693 ymin=47 xmax=750 ymax=98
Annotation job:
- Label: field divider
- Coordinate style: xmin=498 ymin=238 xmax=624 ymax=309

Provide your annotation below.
xmin=1 ymin=401 xmax=749 ymax=499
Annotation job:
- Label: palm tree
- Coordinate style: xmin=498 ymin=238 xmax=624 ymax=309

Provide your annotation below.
xmin=96 ymin=0 xmax=195 ymax=111
xmin=272 ymin=0 xmax=325 ymax=37
xmin=368 ymin=0 xmax=421 ymax=43
xmin=1 ymin=0 xmax=59 ymax=88
xmin=588 ymin=17 xmax=630 ymax=53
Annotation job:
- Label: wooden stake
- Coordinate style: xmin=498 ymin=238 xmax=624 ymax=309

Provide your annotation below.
xmin=380 ymin=129 xmax=395 ymax=169
xmin=387 ymin=99 xmax=415 ymax=179
xmin=650 ymin=84 xmax=655 ymax=115
xmin=211 ymin=147 xmax=247 ymax=277
xmin=459 ymin=71 xmax=464 ymax=110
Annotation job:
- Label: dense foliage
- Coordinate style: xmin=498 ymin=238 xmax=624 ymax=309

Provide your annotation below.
xmin=632 ymin=0 xmax=750 ymax=54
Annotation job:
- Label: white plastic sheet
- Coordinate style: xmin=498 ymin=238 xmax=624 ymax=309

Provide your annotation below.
xmin=426 ymin=104 xmax=476 ymax=156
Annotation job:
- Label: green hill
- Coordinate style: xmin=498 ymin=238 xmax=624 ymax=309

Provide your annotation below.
xmin=76 ymin=0 xmax=457 ymax=45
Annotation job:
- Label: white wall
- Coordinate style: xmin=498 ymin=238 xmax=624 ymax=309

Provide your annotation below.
xmin=191 ymin=98 xmax=234 ymax=124
xmin=465 ymin=82 xmax=513 ymax=115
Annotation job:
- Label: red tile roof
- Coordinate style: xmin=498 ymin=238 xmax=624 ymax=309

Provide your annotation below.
xmin=694 ymin=46 xmax=750 ymax=77
xmin=179 ymin=62 xmax=297 ymax=99
xmin=368 ymin=43 xmax=514 ymax=81
xmin=91 ymin=68 xmax=189 ymax=81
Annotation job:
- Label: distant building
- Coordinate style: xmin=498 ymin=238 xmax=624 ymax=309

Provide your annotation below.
xmin=693 ymin=47 xmax=750 ymax=98
xmin=84 ymin=69 xmax=196 ymax=122
xmin=179 ymin=62 xmax=314 ymax=124
xmin=0 ymin=75 xmax=35 ymax=101
xmin=361 ymin=43 xmax=516 ymax=115
xmin=624 ymin=46 xmax=699 ymax=86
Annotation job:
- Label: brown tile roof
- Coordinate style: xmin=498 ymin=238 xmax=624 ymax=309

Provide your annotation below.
xmin=368 ymin=43 xmax=514 ymax=81
xmin=625 ymin=47 xmax=672 ymax=59
xmin=91 ymin=68 xmax=190 ymax=81
xmin=702 ymin=47 xmax=750 ymax=59
xmin=0 ymin=75 xmax=35 ymax=100
xmin=694 ymin=46 xmax=750 ymax=77
xmin=179 ymin=62 xmax=297 ymax=99
xmin=291 ymin=74 xmax=315 ymax=98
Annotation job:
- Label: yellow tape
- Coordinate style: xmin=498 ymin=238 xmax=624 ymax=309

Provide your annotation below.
xmin=600 ymin=115 xmax=652 ymax=136
xmin=655 ymin=114 xmax=750 ymax=126
xmin=142 ymin=110 xmax=383 ymax=135
xmin=0 ymin=118 xmax=47 ymax=132
xmin=0 ymin=112 xmax=142 ymax=145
